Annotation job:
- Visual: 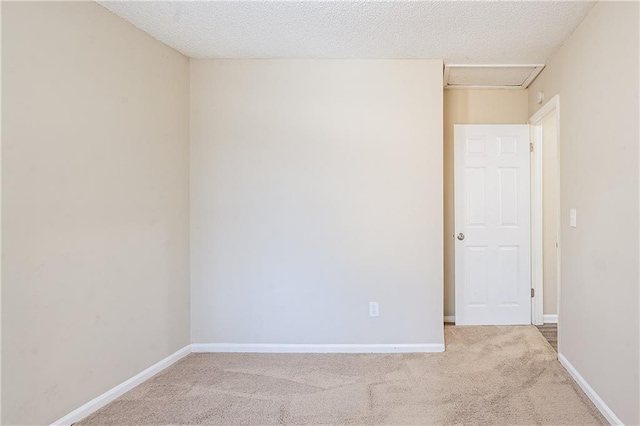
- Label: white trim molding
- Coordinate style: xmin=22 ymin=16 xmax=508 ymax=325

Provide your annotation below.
xmin=444 ymin=316 xmax=455 ymax=323
xmin=51 ymin=345 xmax=191 ymax=426
xmin=529 ymin=94 xmax=561 ymax=327
xmin=529 ymin=94 xmax=561 ymax=125
xmin=191 ymin=343 xmax=445 ymax=354
xmin=530 ymin=123 xmax=544 ymax=325
xmin=559 ymin=353 xmax=623 ymax=425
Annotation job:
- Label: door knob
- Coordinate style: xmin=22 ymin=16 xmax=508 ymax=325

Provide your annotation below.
xmin=457 ymin=233 xmax=465 ymax=241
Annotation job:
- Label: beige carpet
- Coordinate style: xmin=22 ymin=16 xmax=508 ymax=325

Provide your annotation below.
xmin=78 ymin=326 xmax=606 ymax=425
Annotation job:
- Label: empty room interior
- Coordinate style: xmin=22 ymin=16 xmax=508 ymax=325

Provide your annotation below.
xmin=2 ymin=1 xmax=639 ymax=425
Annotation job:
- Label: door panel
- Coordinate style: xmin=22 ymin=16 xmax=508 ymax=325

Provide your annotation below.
xmin=465 ymin=246 xmax=489 ymax=306
xmin=466 ymin=168 xmax=487 ymax=226
xmin=455 ymin=125 xmax=531 ymax=325
xmin=498 ymin=168 xmax=519 ymax=226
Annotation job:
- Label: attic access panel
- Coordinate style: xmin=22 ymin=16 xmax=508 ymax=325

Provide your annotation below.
xmin=444 ymin=64 xmax=545 ymax=89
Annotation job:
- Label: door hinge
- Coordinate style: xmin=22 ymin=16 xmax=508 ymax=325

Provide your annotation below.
xmin=530 ymin=143 xmax=534 ymax=152
xmin=531 ymin=288 xmax=535 ymax=298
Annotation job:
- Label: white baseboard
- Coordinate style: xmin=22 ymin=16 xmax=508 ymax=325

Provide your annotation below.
xmin=51 ymin=345 xmax=191 ymax=426
xmin=191 ymin=343 xmax=445 ymax=353
xmin=444 ymin=316 xmax=455 ymax=323
xmin=558 ymin=353 xmax=623 ymax=425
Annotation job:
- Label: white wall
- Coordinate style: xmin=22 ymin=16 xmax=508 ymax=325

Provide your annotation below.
xmin=190 ymin=60 xmax=444 ymax=346
xmin=528 ymin=2 xmax=639 ymax=424
xmin=443 ymin=89 xmax=529 ymax=318
xmin=2 ymin=2 xmax=190 ymax=424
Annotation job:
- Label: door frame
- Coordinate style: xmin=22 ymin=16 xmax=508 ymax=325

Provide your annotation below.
xmin=529 ymin=94 xmax=561 ymax=327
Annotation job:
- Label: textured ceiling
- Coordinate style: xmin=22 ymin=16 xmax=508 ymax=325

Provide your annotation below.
xmin=97 ymin=1 xmax=596 ymax=62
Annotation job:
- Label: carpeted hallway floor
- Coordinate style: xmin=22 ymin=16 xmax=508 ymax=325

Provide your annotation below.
xmin=536 ymin=323 xmax=558 ymax=352
xmin=78 ymin=326 xmax=606 ymax=425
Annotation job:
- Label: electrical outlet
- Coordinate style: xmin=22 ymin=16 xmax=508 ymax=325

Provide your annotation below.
xmin=369 ymin=302 xmax=379 ymax=317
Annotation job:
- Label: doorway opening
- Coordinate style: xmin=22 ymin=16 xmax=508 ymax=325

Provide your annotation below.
xmin=530 ymin=94 xmax=561 ymax=352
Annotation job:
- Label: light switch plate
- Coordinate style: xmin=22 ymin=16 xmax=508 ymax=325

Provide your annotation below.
xmin=570 ymin=209 xmax=577 ymax=228
xmin=369 ymin=302 xmax=379 ymax=317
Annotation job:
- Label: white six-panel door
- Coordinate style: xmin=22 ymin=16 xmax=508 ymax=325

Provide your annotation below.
xmin=454 ymin=125 xmax=531 ymax=325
